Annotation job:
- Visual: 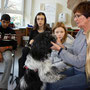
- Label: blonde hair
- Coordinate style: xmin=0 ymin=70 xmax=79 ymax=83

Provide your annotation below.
xmin=86 ymin=30 xmax=90 ymax=82
xmin=52 ymin=22 xmax=67 ymax=44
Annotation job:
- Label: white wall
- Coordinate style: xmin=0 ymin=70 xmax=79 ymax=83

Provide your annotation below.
xmin=31 ymin=0 xmax=72 ymax=26
xmin=24 ymin=0 xmax=32 ymax=26
xmin=24 ymin=0 xmax=75 ymax=28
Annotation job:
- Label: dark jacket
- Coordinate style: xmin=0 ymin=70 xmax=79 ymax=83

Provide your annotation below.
xmin=0 ymin=26 xmax=17 ymax=50
xmin=28 ymin=27 xmax=52 ymax=45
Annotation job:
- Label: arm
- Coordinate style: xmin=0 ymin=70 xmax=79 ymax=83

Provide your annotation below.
xmin=59 ymin=43 xmax=86 ymax=68
xmin=10 ymin=29 xmax=17 ymax=50
xmin=51 ymin=47 xmax=70 ymax=70
xmin=51 ymin=38 xmax=86 ymax=68
xmin=29 ymin=39 xmax=34 ymax=45
xmin=0 ymin=46 xmax=12 ymax=52
xmin=28 ymin=30 xmax=33 ymax=44
xmin=59 ymin=30 xmax=86 ymax=68
xmin=28 ymin=29 xmax=37 ymax=45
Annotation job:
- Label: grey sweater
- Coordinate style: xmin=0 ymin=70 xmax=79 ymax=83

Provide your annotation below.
xmin=51 ymin=34 xmax=74 ymax=70
xmin=59 ymin=29 xmax=87 ymax=72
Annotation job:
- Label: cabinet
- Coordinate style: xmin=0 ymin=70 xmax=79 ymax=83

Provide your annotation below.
xmin=26 ymin=27 xmax=33 ymax=36
xmin=14 ymin=27 xmax=32 ymax=46
xmin=67 ymin=31 xmax=78 ymax=38
xmin=14 ymin=29 xmax=26 ymax=46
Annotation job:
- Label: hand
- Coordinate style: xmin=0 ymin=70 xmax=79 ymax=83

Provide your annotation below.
xmin=51 ymin=42 xmax=61 ymax=51
xmin=57 ymin=37 xmax=62 ymax=44
xmin=56 ymin=38 xmax=65 ymax=49
xmin=29 ymin=39 xmax=34 ymax=45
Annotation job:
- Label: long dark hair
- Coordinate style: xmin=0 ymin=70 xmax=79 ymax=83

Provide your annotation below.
xmin=33 ymin=12 xmax=47 ymax=30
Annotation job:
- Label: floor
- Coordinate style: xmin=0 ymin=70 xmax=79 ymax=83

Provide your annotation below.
xmin=0 ymin=47 xmax=23 ymax=90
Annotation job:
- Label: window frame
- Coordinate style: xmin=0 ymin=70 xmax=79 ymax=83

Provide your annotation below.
xmin=0 ymin=0 xmax=24 ymax=27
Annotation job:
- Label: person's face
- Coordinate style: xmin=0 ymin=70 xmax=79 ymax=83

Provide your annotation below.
xmin=1 ymin=20 xmax=10 ymax=29
xmin=54 ymin=27 xmax=65 ymax=40
xmin=74 ymin=12 xmax=89 ymax=29
xmin=36 ymin=15 xmax=45 ymax=27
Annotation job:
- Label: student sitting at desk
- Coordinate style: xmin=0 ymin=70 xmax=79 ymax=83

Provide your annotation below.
xmin=0 ymin=14 xmax=17 ymax=90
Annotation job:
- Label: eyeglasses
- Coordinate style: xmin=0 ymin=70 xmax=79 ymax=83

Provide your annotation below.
xmin=74 ymin=14 xmax=83 ymax=19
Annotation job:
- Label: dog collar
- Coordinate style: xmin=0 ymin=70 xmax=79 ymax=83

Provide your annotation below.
xmin=24 ymin=66 xmax=29 ymax=69
xmin=24 ymin=65 xmax=38 ymax=72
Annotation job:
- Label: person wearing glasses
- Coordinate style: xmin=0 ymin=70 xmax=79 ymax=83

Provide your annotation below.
xmin=45 ymin=1 xmax=90 ymax=90
xmin=67 ymin=0 xmax=87 ymax=27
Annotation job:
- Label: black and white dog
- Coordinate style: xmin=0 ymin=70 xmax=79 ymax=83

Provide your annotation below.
xmin=15 ymin=32 xmax=65 ymax=90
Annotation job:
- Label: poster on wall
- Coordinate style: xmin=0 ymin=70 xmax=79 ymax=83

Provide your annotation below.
xmin=40 ymin=3 xmax=57 ymax=24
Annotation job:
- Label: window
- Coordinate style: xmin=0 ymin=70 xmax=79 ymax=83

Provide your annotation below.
xmin=0 ymin=0 xmax=1 ymax=8
xmin=0 ymin=0 xmax=24 ymax=27
xmin=7 ymin=13 xmax=23 ymax=26
xmin=7 ymin=0 xmax=23 ymax=11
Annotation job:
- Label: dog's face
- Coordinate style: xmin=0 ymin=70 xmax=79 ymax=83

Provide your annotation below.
xmin=30 ymin=32 xmax=56 ymax=61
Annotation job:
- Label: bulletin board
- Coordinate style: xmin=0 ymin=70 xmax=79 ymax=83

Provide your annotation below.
xmin=40 ymin=3 xmax=57 ymax=24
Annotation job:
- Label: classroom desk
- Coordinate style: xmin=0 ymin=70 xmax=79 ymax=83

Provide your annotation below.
xmin=26 ymin=27 xmax=33 ymax=36
xmin=67 ymin=30 xmax=79 ymax=38
xmin=14 ymin=28 xmax=26 ymax=46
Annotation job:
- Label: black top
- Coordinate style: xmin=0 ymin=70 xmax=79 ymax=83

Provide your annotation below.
xmin=0 ymin=26 xmax=17 ymax=50
xmin=28 ymin=27 xmax=52 ymax=45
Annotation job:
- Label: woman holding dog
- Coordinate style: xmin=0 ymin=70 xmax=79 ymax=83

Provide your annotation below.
xmin=45 ymin=1 xmax=90 ymax=90
xmin=18 ymin=12 xmax=51 ymax=79
xmin=51 ymin=22 xmax=74 ymax=70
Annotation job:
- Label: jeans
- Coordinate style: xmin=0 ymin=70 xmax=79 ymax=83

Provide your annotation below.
xmin=45 ymin=67 xmax=88 ymax=90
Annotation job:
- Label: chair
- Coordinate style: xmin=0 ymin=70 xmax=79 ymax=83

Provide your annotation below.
xmin=0 ymin=50 xmax=15 ymax=84
xmin=10 ymin=50 xmax=15 ymax=84
xmin=22 ymin=36 xmax=29 ymax=46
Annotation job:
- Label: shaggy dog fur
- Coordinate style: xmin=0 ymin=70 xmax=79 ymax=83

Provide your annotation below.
xmin=15 ymin=32 xmax=65 ymax=90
